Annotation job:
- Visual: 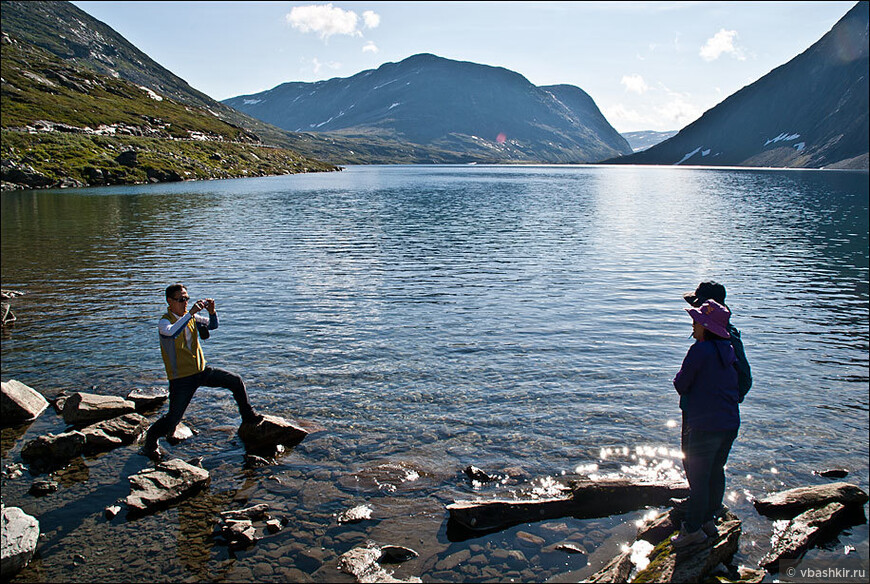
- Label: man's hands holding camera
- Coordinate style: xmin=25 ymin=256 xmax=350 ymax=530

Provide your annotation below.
xmin=189 ymin=298 xmax=216 ymax=315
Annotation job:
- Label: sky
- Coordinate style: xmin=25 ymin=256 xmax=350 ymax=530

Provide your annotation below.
xmin=72 ymin=1 xmax=858 ymax=133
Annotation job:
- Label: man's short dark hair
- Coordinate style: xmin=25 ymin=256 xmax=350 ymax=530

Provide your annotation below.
xmin=165 ymin=283 xmax=186 ymax=300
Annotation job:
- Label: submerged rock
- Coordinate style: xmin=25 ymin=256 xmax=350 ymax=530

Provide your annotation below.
xmin=61 ymin=392 xmax=136 ymax=426
xmin=1 ymin=505 xmax=40 ymax=578
xmin=815 ymin=468 xmax=849 ymax=479
xmin=753 ymin=482 xmax=869 ymax=518
xmin=125 ymin=458 xmax=210 ymax=516
xmin=1 ymin=379 xmax=49 ymax=424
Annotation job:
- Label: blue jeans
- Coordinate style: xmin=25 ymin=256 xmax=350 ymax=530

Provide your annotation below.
xmin=144 ymin=366 xmax=255 ymax=448
xmin=682 ymin=426 xmax=738 ymax=532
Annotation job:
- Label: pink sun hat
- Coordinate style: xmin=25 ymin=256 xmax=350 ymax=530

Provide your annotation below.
xmin=686 ymin=299 xmax=731 ymax=339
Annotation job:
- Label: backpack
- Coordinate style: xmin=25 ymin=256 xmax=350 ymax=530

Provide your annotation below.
xmin=729 ymin=325 xmax=752 ymax=402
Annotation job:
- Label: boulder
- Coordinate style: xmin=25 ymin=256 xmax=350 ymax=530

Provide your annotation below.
xmin=0 ymin=506 xmax=39 ymax=578
xmin=758 ymin=502 xmax=854 ymax=572
xmin=115 ymin=150 xmax=137 ymax=167
xmin=237 ymin=414 xmax=310 ymax=451
xmin=126 ymin=387 xmax=168 ymax=411
xmin=125 ymin=458 xmax=210 ymax=516
xmin=447 ymin=478 xmax=690 ymax=533
xmin=21 ymin=430 xmax=86 ymax=470
xmin=1 ymin=380 xmax=49 ymax=424
xmin=753 ymin=482 xmax=869 ymax=518
xmin=80 ymin=413 xmax=149 ymax=452
xmin=61 ymin=392 xmax=136 ymax=426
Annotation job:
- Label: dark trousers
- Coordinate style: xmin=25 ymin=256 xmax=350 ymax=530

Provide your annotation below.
xmin=682 ymin=426 xmax=738 ymax=532
xmin=144 ymin=366 xmax=255 ymax=448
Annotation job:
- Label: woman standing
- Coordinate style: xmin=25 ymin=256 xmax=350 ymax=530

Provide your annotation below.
xmin=672 ymin=299 xmax=740 ymax=548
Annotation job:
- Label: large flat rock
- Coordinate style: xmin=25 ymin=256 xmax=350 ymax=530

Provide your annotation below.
xmin=1 ymin=380 xmax=48 ymax=425
xmin=753 ymin=482 xmax=869 ymax=518
xmin=62 ymin=391 xmax=136 ymax=426
xmin=1 ymin=506 xmax=40 ymax=578
xmin=758 ymin=502 xmax=852 ymax=572
xmin=80 ymin=413 xmax=149 ymax=452
xmin=125 ymin=458 xmax=210 ymax=516
xmin=20 ymin=430 xmax=87 ymax=471
xmin=447 ymin=478 xmax=690 ymax=533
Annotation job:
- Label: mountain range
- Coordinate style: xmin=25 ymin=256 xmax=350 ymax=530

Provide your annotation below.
xmin=607 ymin=1 xmax=868 ymax=169
xmin=224 ymin=53 xmax=632 ymax=163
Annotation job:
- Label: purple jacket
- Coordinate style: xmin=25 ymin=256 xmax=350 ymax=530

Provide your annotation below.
xmin=674 ymin=340 xmax=740 ymax=431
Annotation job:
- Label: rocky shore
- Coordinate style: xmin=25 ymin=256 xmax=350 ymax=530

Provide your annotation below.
xmin=2 ymin=379 xmax=868 ymax=582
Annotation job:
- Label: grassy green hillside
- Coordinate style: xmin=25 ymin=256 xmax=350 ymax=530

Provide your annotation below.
xmin=1 ymin=32 xmax=337 ymax=190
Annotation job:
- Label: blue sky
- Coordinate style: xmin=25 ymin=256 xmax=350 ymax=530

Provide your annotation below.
xmin=72 ymin=1 xmax=857 ymax=133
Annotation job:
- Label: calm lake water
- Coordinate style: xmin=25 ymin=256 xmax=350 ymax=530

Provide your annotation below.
xmin=2 ymin=165 xmax=868 ymax=582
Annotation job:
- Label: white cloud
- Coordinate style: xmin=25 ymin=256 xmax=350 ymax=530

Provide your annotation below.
xmin=362 ymin=10 xmax=380 ymax=29
xmin=699 ymin=29 xmax=745 ymax=62
xmin=621 ymin=74 xmax=649 ymax=95
xmin=362 ymin=41 xmax=379 ymax=53
xmin=310 ymin=57 xmax=342 ymax=75
xmin=286 ymin=4 xmax=380 ymax=41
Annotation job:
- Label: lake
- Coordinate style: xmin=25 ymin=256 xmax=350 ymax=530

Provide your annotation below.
xmin=2 ymin=165 xmax=868 ymax=582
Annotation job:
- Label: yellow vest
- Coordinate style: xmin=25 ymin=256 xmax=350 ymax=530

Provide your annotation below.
xmin=160 ymin=311 xmax=207 ymax=380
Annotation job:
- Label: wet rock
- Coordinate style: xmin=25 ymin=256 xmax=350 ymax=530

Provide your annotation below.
xmin=379 ymin=545 xmax=418 ymax=564
xmin=338 ymin=504 xmax=374 ymax=524
xmin=51 ymin=391 xmax=69 ymax=414
xmin=447 ymin=478 xmax=689 ymax=533
xmin=753 ymin=482 xmax=869 ymax=518
xmin=237 ymin=414 xmax=310 ymax=451
xmin=220 ymin=503 xmax=269 ymax=521
xmin=1 ymin=506 xmax=40 ymax=578
xmin=125 ymin=458 xmax=210 ymax=516
xmin=80 ymin=413 xmax=149 ymax=452
xmin=758 ymin=502 xmax=855 ymax=572
xmin=166 ymin=422 xmax=196 ymax=445
xmin=1 ymin=302 xmax=15 ymax=325
xmin=219 ymin=518 xmax=258 ymax=548
xmin=126 ymin=387 xmax=168 ymax=411
xmin=28 ymin=478 xmax=59 ymax=496
xmin=338 ymin=542 xmax=423 ymax=583
xmin=265 ymin=519 xmax=283 ymax=534
xmin=815 ymin=468 xmax=849 ymax=479
xmin=552 ymin=542 xmax=586 ymax=554
xmin=21 ymin=430 xmax=87 ymax=471
xmin=105 ymin=505 xmax=121 ymax=519
xmin=464 ymin=465 xmax=495 ymax=483
xmin=516 ymin=531 xmax=546 ymax=547
xmin=1 ymin=379 xmax=49 ymax=424
xmin=244 ymin=454 xmax=272 ymax=469
xmin=61 ymin=392 xmax=136 ymax=426
xmin=2 ymin=463 xmax=25 ymax=479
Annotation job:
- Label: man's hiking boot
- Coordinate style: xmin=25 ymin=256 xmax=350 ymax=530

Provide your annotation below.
xmin=701 ymin=520 xmax=719 ymax=537
xmin=139 ymin=444 xmax=166 ymax=461
xmin=242 ymin=411 xmax=265 ymax=425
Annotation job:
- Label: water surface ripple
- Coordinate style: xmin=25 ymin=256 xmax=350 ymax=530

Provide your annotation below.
xmin=2 ymin=165 xmax=867 ymax=582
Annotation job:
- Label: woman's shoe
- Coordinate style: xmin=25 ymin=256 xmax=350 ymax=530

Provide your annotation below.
xmin=671 ymin=525 xmax=708 ymax=548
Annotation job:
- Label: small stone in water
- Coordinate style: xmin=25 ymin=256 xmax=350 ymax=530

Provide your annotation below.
xmin=816 ymin=468 xmax=849 ymax=479
xmin=379 ymin=545 xmax=419 ymax=563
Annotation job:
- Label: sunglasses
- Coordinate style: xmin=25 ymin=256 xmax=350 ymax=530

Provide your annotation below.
xmin=172 ymin=296 xmax=190 ymax=303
